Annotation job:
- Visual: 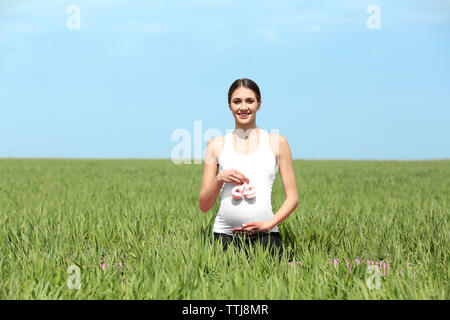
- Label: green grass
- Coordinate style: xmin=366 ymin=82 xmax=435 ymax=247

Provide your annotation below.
xmin=0 ymin=158 xmax=448 ymax=299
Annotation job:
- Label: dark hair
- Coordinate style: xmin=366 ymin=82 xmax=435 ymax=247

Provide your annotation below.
xmin=227 ymin=78 xmax=261 ymax=105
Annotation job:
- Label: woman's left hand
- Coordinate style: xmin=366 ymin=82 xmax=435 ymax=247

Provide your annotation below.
xmin=232 ymin=221 xmax=271 ymax=236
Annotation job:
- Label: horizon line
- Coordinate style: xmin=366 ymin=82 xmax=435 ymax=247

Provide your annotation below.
xmin=0 ymin=157 xmax=448 ymax=162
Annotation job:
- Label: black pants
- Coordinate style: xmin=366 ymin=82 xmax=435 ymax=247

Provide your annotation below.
xmin=213 ymin=232 xmax=283 ymax=261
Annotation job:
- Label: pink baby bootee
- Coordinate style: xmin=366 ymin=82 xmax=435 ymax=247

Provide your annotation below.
xmin=231 ymin=181 xmax=256 ymax=200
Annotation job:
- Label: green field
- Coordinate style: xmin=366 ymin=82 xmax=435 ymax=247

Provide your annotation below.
xmin=0 ymin=159 xmax=448 ymax=299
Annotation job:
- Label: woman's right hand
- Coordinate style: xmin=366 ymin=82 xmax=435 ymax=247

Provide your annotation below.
xmin=217 ymin=169 xmax=249 ymax=186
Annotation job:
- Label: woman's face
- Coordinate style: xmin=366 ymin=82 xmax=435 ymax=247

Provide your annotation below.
xmin=229 ymin=87 xmax=260 ymax=126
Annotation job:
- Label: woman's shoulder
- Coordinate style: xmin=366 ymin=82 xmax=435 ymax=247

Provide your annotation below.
xmin=267 ymin=132 xmax=289 ymax=156
xmin=206 ymin=135 xmax=226 ymax=159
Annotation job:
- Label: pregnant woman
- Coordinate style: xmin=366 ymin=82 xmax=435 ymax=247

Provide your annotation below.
xmin=198 ymin=78 xmax=298 ymax=260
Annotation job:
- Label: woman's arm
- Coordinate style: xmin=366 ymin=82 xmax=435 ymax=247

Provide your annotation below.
xmin=233 ymin=134 xmax=298 ymax=235
xmin=198 ymin=137 xmax=223 ymax=213
xmin=266 ymin=135 xmax=298 ymax=229
xmin=198 ymin=137 xmax=250 ymax=213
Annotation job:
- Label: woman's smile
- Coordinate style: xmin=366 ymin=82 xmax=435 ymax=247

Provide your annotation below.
xmin=237 ymin=110 xmax=251 ymax=120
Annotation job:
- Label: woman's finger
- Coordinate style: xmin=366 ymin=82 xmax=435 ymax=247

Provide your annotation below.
xmin=231 ymin=173 xmax=245 ymax=183
xmin=242 ymin=222 xmax=256 ymax=227
xmin=233 ymin=170 xmax=248 ymax=182
xmin=230 ymin=174 xmax=245 ymax=184
xmin=227 ymin=177 xmax=242 ymax=185
xmin=232 ymin=227 xmax=245 ymax=233
xmin=224 ymin=175 xmax=241 ymax=184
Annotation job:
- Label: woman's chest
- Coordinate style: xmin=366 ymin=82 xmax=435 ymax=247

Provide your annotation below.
xmin=218 ymin=152 xmax=276 ymax=179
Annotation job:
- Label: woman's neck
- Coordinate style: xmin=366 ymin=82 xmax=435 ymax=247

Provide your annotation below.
xmin=234 ymin=121 xmax=257 ymax=139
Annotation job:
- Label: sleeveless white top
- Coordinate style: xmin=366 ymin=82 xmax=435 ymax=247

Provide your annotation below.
xmin=212 ymin=129 xmax=279 ymax=235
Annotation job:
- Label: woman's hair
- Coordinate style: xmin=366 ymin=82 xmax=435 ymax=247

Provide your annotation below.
xmin=228 ymin=78 xmax=261 ymax=105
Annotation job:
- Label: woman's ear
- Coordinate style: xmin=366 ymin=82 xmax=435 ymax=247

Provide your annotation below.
xmin=257 ymin=101 xmax=261 ymax=111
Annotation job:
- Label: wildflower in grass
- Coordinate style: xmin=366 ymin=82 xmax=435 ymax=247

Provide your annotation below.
xmin=285 ymin=261 xmax=303 ymax=275
xmin=345 ymin=259 xmax=352 ymax=274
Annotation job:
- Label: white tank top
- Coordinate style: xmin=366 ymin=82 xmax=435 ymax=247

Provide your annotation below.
xmin=212 ymin=129 xmax=279 ymax=235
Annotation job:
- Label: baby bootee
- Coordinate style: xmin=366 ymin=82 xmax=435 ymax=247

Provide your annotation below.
xmin=243 ymin=182 xmax=256 ymax=199
xmin=231 ymin=183 xmax=245 ymax=199
xmin=231 ymin=181 xmax=256 ymax=200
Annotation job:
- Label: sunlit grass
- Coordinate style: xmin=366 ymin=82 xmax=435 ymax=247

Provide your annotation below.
xmin=0 ymin=159 xmax=448 ymax=299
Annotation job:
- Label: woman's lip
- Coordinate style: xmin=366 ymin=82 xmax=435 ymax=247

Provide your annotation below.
xmin=238 ymin=113 xmax=249 ymax=119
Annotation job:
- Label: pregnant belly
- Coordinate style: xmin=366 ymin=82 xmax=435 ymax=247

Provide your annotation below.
xmin=217 ymin=200 xmax=274 ymax=228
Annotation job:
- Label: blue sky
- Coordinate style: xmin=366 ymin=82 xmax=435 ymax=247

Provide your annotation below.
xmin=0 ymin=0 xmax=449 ymax=160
